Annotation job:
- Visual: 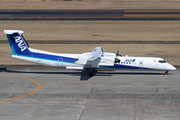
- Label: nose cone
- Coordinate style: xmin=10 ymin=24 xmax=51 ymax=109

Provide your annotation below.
xmin=169 ymin=65 xmax=176 ymax=71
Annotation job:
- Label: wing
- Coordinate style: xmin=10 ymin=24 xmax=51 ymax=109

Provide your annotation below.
xmin=88 ymin=47 xmax=104 ymax=61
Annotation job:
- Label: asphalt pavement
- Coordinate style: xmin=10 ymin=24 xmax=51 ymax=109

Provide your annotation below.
xmin=0 ymin=68 xmax=179 ymax=120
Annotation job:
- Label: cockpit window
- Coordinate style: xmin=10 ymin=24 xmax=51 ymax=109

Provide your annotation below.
xmin=158 ymin=60 xmax=166 ymax=63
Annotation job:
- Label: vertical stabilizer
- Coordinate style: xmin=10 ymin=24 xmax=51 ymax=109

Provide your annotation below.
xmin=4 ymin=30 xmax=32 ymax=56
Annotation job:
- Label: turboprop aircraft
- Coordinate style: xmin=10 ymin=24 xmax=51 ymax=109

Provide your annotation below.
xmin=4 ymin=30 xmax=176 ymax=77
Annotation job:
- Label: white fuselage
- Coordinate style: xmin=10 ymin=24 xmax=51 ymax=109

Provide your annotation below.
xmin=11 ymin=48 xmax=176 ymax=71
xmin=4 ymin=30 xmax=176 ymax=73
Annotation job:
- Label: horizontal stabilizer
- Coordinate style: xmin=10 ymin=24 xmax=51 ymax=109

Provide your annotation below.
xmin=4 ymin=30 xmax=24 ymax=34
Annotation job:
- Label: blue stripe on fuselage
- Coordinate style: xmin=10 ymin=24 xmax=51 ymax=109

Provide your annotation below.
xmin=32 ymin=53 xmax=78 ymax=61
xmin=20 ymin=52 xmax=78 ymax=63
xmin=114 ymin=64 xmax=141 ymax=69
xmin=99 ymin=64 xmax=152 ymax=70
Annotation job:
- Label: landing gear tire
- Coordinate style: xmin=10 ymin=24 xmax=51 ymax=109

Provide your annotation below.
xmin=89 ymin=68 xmax=97 ymax=77
xmin=89 ymin=72 xmax=93 ymax=77
xmin=164 ymin=71 xmax=168 ymax=75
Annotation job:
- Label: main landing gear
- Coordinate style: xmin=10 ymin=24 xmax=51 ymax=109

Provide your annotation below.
xmin=89 ymin=68 xmax=97 ymax=77
xmin=164 ymin=71 xmax=169 ymax=75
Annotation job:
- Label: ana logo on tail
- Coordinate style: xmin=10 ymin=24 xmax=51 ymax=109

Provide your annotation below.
xmin=14 ymin=36 xmax=27 ymax=52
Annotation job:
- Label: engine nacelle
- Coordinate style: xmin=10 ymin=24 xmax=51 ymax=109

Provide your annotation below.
xmin=99 ymin=57 xmax=114 ymax=66
xmin=114 ymin=58 xmax=120 ymax=63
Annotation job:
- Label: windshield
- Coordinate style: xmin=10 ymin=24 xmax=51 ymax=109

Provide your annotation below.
xmin=158 ymin=60 xmax=167 ymax=63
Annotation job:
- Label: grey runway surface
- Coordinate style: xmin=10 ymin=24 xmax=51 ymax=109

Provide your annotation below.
xmin=0 ymin=68 xmax=180 ymax=120
xmin=1 ymin=10 xmax=180 ymax=20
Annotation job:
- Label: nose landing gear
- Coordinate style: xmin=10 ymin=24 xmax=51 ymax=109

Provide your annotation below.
xmin=164 ymin=71 xmax=168 ymax=75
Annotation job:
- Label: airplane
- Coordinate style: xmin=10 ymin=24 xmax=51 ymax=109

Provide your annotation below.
xmin=4 ymin=30 xmax=176 ymax=77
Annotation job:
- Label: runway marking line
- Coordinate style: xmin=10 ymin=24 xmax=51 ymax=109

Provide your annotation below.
xmin=0 ymin=73 xmax=41 ymax=102
xmin=125 ymin=10 xmax=180 ymax=12
xmin=123 ymin=14 xmax=180 ymax=17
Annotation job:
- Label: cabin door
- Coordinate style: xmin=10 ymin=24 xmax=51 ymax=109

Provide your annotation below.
xmin=58 ymin=58 xmax=63 ymax=66
xmin=139 ymin=60 xmax=143 ymax=70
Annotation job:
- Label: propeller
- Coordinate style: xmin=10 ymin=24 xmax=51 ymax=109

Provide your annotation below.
xmin=114 ymin=47 xmax=121 ymax=63
xmin=116 ymin=47 xmax=119 ymax=57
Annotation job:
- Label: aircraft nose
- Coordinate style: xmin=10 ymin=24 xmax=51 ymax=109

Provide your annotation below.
xmin=169 ymin=65 xmax=176 ymax=71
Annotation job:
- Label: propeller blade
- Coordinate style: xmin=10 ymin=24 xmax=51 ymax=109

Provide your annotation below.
xmin=116 ymin=47 xmax=119 ymax=57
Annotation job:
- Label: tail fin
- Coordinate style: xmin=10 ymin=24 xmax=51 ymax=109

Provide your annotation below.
xmin=4 ymin=30 xmax=32 ymax=56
